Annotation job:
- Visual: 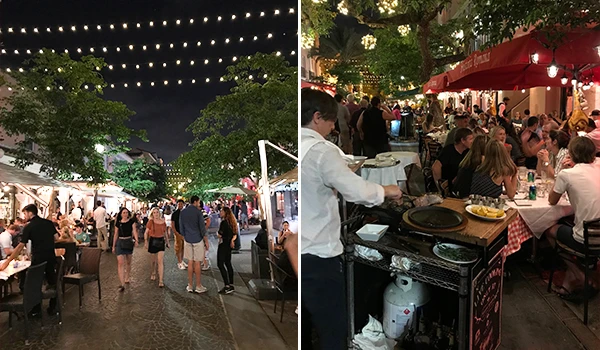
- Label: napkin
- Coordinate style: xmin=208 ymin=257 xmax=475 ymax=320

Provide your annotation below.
xmin=353 ymin=315 xmax=396 ymax=350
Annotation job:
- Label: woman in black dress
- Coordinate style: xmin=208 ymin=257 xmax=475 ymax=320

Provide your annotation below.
xmin=112 ymin=208 xmax=139 ymax=292
xmin=217 ymin=207 xmax=238 ymax=294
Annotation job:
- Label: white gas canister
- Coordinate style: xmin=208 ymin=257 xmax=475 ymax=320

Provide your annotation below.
xmin=382 ymin=275 xmax=430 ymax=339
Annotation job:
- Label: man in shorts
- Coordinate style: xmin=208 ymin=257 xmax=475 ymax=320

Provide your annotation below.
xmin=171 ymin=199 xmax=187 ymax=270
xmin=179 ymin=195 xmax=209 ymax=294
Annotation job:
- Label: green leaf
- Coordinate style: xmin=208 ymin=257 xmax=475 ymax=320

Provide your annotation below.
xmin=0 ymin=50 xmax=144 ymax=184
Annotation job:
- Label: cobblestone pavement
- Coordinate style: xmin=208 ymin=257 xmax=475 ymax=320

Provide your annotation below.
xmin=0 ymin=240 xmax=237 ymax=350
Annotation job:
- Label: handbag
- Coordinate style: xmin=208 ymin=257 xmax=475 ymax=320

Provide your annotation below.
xmin=120 ymin=237 xmax=134 ymax=250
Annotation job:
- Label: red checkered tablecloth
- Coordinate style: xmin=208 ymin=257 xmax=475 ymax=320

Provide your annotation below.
xmin=504 ymin=213 xmax=534 ymax=257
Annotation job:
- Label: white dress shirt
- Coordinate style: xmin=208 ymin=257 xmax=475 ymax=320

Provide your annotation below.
xmin=93 ymin=206 xmax=107 ymax=228
xmin=301 ymin=128 xmax=385 ymax=258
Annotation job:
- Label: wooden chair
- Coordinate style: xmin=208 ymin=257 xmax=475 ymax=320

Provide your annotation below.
xmin=63 ymin=248 xmax=101 ymax=309
xmin=547 ymin=218 xmax=600 ymax=324
xmin=0 ymin=262 xmax=47 ymax=344
xmin=266 ymin=258 xmax=297 ymax=322
xmin=424 ymin=138 xmax=443 ymax=168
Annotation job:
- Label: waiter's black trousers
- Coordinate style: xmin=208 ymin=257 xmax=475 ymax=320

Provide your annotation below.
xmin=301 ymin=254 xmax=347 ymax=350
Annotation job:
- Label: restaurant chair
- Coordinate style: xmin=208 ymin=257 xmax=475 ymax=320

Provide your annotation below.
xmin=422 ymin=167 xmax=439 ymax=194
xmin=547 ymin=218 xmax=600 ymax=325
xmin=0 ymin=261 xmax=47 ymax=344
xmin=266 ymin=257 xmax=297 ymax=323
xmin=42 ymin=257 xmax=64 ymax=325
xmin=424 ymin=138 xmax=442 ymax=168
xmin=54 ymin=242 xmax=77 ymax=274
xmin=62 ymin=248 xmax=101 ymax=309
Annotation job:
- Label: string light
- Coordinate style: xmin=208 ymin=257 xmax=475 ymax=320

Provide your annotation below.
xmin=0 ymin=32 xmax=289 ymax=56
xmin=190 ymin=60 xmax=195 ymax=65
xmin=246 ymin=13 xmax=251 ymax=18
xmin=163 ymin=20 xmax=167 ymax=26
xmin=176 ymin=19 xmax=181 ymax=25
xmin=204 ymin=17 xmax=209 ymax=22
xmin=260 ymin=11 xmax=265 ymax=16
xmin=149 ymin=21 xmax=154 ymax=27
xmin=231 ymin=15 xmax=236 ymax=20
xmin=110 ymin=24 xmax=114 ymax=30
xmin=189 ymin=19 xmax=194 ymax=24
xmin=34 ymin=28 xmax=39 ymax=33
xmin=217 ymin=16 xmax=222 ymax=21
xmin=137 ymin=23 xmax=141 ymax=28
xmin=274 ymin=9 xmax=280 ymax=15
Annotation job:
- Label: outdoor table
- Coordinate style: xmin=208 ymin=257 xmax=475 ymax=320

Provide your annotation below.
xmin=426 ymin=131 xmax=449 ymax=145
xmin=504 ymin=195 xmax=573 ymax=257
xmin=360 ymin=151 xmax=420 ymax=191
xmin=0 ymin=260 xmax=31 ymax=281
xmin=344 ymin=198 xmax=517 ymax=350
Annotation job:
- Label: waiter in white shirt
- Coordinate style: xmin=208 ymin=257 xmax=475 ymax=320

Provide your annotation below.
xmin=300 ymin=89 xmax=403 ymax=349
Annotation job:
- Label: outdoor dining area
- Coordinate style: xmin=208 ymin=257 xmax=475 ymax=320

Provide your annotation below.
xmin=340 ymin=25 xmax=600 ymax=350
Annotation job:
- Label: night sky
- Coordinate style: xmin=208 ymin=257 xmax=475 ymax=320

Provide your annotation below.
xmin=0 ymin=0 xmax=298 ymax=163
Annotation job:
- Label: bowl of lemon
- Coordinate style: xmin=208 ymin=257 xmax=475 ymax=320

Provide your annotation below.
xmin=465 ymin=204 xmax=506 ymax=221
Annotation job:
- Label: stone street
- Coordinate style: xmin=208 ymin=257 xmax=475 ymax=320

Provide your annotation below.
xmin=0 ymin=227 xmax=297 ymax=349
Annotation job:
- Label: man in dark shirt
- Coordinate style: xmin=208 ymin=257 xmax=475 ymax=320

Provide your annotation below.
xmin=357 ymin=96 xmax=396 ymax=158
xmin=432 ymin=128 xmax=474 ymax=191
xmin=0 ymin=204 xmax=59 ymax=315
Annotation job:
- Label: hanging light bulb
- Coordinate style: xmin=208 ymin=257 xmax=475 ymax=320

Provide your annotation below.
xmin=59 ymin=26 xmax=64 ymax=32
xmin=122 ymin=23 xmax=128 ymax=29
xmin=34 ymin=28 xmax=39 ymax=33
xmin=97 ymin=25 xmax=101 ymax=30
xmin=204 ymin=17 xmax=208 ymax=22
xmin=124 ymin=83 xmax=128 ymax=87
xmin=170 ymin=43 xmax=174 ymax=48
xmin=156 ymin=44 xmax=160 ymax=50
xmin=546 ymin=59 xmax=558 ymax=78
xmin=122 ymin=64 xmax=126 ymax=69
xmin=178 ymin=80 xmax=182 ymax=85
xmin=190 ymin=60 xmax=195 ymax=65
xmin=129 ymin=45 xmax=134 ymax=50
xmin=20 ymin=28 xmax=26 ymax=33
xmin=163 ymin=63 xmax=167 ymax=67
xmin=595 ymin=45 xmax=600 ymax=58
xmin=149 ymin=62 xmax=154 ymax=67
xmin=176 ymin=60 xmax=181 ymax=65
xmin=71 ymin=26 xmax=76 ymax=31
xmin=192 ymin=79 xmax=196 ymax=84
xmin=136 ymin=64 xmax=140 ymax=69
xmin=197 ymin=41 xmax=201 ymax=46
xmin=561 ymin=73 xmax=568 ymax=85
xmin=546 ymin=86 xmax=551 ymax=91
xmin=211 ymin=40 xmax=216 ymax=45
xmin=204 ymin=59 xmax=209 ymax=64
xmin=218 ymin=58 xmax=223 ymax=63
xmin=108 ymin=65 xmax=114 ymax=70
xmin=267 ymin=33 xmax=273 ymax=38
xmin=151 ymin=82 xmax=155 ymax=86
xmin=225 ymin=38 xmax=230 ymax=43
xmin=116 ymin=47 xmax=121 ymax=52
xmin=163 ymin=20 xmax=167 ymax=26
xmin=521 ymin=89 xmax=526 ymax=93
xmin=260 ymin=11 xmax=265 ymax=16
xmin=149 ymin=21 xmax=154 ymax=27
xmin=109 ymin=24 xmax=114 ymax=30
xmin=137 ymin=82 xmax=141 ymax=87
xmin=231 ymin=15 xmax=236 ymax=20
xmin=289 ymin=8 xmax=295 ymax=14
xmin=176 ymin=19 xmax=181 ymax=25
xmin=190 ymin=19 xmax=194 ymax=24
xmin=164 ymin=80 xmax=168 ymax=85
xmin=217 ymin=16 xmax=222 ymax=21
xmin=274 ymin=9 xmax=280 ymax=15
xmin=183 ymin=42 xmax=188 ymax=47
xmin=142 ymin=45 xmax=147 ymax=50
xmin=137 ymin=23 xmax=141 ymax=28
xmin=253 ymin=36 xmax=258 ymax=41
xmin=530 ymin=51 xmax=539 ymax=64
xmin=103 ymin=47 xmax=107 ymax=52
xmin=206 ymin=78 xmax=210 ymax=83
xmin=572 ymin=77 xmax=578 ymax=86
xmin=246 ymin=12 xmax=251 ymax=18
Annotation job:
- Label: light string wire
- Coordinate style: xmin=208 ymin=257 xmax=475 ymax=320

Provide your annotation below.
xmin=1 ymin=50 xmax=296 ymax=72
xmin=0 ymin=31 xmax=297 ymax=56
xmin=0 ymin=8 xmax=296 ymax=35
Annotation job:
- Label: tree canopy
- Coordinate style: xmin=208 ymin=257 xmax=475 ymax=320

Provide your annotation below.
xmin=0 ymin=50 xmax=145 ymax=183
xmin=175 ymin=53 xmax=297 ymax=193
xmin=303 ymin=0 xmax=600 ymax=91
xmin=111 ymin=159 xmax=167 ymax=202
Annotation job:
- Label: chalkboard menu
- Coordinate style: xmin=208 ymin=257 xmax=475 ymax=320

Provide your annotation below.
xmin=470 ymin=250 xmax=504 ymax=350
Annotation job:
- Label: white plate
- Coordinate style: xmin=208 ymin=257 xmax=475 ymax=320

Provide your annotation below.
xmin=465 ymin=205 xmax=506 ymax=221
xmin=465 ymin=200 xmax=509 ymax=211
xmin=433 ymin=243 xmax=478 ymax=265
xmin=356 ymin=224 xmax=388 ymax=242
xmin=363 ymin=159 xmax=397 ymax=168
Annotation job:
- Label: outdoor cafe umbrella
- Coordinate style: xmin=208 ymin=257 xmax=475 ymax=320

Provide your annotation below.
xmin=206 ymin=186 xmax=257 ymax=196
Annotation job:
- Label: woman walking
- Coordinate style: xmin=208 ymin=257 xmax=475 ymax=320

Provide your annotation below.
xmin=217 ymin=207 xmax=238 ymax=294
xmin=113 ymin=208 xmax=139 ymax=292
xmin=144 ymin=208 xmax=170 ymax=287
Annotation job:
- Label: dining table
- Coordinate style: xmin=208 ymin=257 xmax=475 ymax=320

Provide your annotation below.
xmin=360 ymin=151 xmax=421 ymax=191
xmin=504 ymin=193 xmax=573 ymax=257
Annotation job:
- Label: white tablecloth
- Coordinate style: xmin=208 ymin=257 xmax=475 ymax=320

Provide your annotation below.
xmin=506 ymin=197 xmax=573 ymax=238
xmin=0 ymin=260 xmax=31 ymax=280
xmin=361 ymin=152 xmax=421 ymax=186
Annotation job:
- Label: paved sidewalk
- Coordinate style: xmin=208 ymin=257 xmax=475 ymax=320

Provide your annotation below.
xmin=0 ymin=228 xmax=293 ymax=349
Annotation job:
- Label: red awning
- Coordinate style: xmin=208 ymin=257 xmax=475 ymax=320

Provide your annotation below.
xmin=422 ymin=73 xmax=450 ymax=94
xmin=423 ymin=27 xmax=600 ymax=92
xmin=301 ymin=80 xmax=336 ymax=96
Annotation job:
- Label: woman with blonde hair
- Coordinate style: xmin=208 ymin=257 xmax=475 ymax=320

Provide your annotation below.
xmin=217 ymin=207 xmax=238 ymax=294
xmin=56 ymin=225 xmax=76 ymax=243
xmin=453 ymin=134 xmax=489 ymax=198
xmin=144 ymin=207 xmax=170 ymax=287
xmin=490 ymin=126 xmax=521 ymax=162
xmin=471 ymin=140 xmax=518 ymax=198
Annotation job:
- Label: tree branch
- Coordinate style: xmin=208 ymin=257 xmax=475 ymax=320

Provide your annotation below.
xmin=423 ymin=3 xmax=446 ymax=23
xmin=355 ymin=13 xmax=414 ymax=28
xmin=434 ymin=52 xmax=466 ymax=67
